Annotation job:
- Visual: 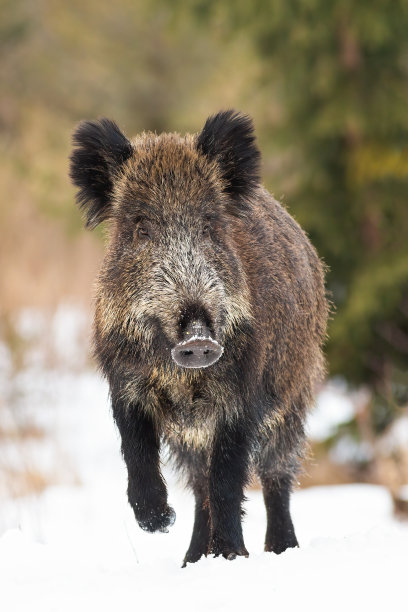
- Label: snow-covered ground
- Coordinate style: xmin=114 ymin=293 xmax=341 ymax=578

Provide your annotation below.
xmin=1 ymin=307 xmax=407 ymax=611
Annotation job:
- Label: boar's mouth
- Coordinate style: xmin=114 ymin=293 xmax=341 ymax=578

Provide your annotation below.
xmin=171 ymin=320 xmax=224 ymax=369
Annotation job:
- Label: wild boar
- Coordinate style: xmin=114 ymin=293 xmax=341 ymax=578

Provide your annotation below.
xmin=69 ymin=110 xmax=328 ymax=565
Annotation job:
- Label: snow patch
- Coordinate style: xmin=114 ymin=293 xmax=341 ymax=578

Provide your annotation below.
xmin=1 ymin=309 xmax=407 ymax=611
xmin=307 ymin=379 xmax=356 ymax=441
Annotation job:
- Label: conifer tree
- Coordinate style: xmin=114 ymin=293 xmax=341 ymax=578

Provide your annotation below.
xmin=184 ymin=0 xmax=408 ymax=430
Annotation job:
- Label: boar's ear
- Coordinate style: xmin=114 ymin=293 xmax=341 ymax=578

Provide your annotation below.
xmin=69 ymin=118 xmax=133 ymax=229
xmin=196 ymin=110 xmax=261 ymax=204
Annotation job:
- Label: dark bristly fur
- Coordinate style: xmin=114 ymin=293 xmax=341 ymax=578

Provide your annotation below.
xmin=196 ymin=110 xmax=261 ymax=204
xmin=69 ymin=110 xmax=329 ymax=566
xmin=69 ymin=118 xmax=134 ymax=229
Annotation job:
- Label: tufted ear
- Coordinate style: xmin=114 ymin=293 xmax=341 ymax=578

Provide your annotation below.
xmin=196 ymin=110 xmax=261 ymax=203
xmin=69 ymin=118 xmax=133 ymax=229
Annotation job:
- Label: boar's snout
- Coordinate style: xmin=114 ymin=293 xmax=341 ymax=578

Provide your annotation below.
xmin=172 ymin=337 xmax=223 ymax=368
xmin=171 ymin=319 xmax=224 ymax=369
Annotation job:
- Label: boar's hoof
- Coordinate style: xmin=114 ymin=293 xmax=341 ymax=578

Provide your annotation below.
xmin=137 ymin=505 xmax=176 ymax=533
xmin=210 ymin=539 xmax=249 ymax=560
xmin=181 ymin=550 xmax=207 ymax=568
xmin=264 ymin=533 xmax=299 ymax=554
xmin=220 ymin=547 xmax=249 ymax=561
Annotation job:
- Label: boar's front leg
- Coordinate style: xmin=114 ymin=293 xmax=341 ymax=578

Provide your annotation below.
xmin=209 ymin=419 xmax=250 ymax=560
xmin=112 ymin=397 xmax=175 ymax=533
xmin=182 ymin=481 xmax=210 ymax=567
xmin=182 ymin=451 xmax=211 ymax=567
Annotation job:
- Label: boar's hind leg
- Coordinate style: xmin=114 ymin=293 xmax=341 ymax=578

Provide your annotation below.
xmin=208 ymin=419 xmax=250 ymax=560
xmin=258 ymin=469 xmax=299 ymax=554
xmin=112 ymin=396 xmax=175 ymax=534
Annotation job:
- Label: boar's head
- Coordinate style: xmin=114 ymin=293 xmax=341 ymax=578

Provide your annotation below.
xmin=70 ymin=111 xmax=260 ymax=370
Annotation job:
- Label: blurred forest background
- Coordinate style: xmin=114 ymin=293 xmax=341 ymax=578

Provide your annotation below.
xmin=1 ymin=0 xmax=407 ymax=507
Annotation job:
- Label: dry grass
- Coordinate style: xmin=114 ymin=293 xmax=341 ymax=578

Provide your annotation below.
xmin=1 ymin=466 xmax=58 ymax=499
xmin=299 ymin=452 xmax=358 ymax=488
xmin=0 ymin=423 xmax=45 ymax=442
xmin=0 ymin=410 xmax=80 ymax=501
xmin=0 ymin=202 xmax=102 ymax=317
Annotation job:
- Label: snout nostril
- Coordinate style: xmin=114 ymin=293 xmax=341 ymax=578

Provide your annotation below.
xmin=181 ymin=350 xmax=194 ymax=356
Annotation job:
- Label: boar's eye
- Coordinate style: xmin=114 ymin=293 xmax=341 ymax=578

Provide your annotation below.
xmin=202 ymin=224 xmax=211 ymax=238
xmin=137 ymin=226 xmax=150 ymax=239
xmin=134 ymin=220 xmax=152 ymax=241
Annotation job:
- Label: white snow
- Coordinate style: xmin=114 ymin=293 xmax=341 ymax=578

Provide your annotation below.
xmin=306 ymin=379 xmax=357 ymax=441
xmin=1 ymin=309 xmax=407 ymax=611
xmin=2 ymin=474 xmax=407 ymax=611
xmin=379 ymin=415 xmax=408 ymax=452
